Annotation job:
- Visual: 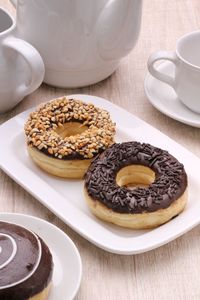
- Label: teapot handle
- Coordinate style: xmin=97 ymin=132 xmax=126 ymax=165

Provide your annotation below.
xmin=10 ymin=0 xmax=17 ymax=8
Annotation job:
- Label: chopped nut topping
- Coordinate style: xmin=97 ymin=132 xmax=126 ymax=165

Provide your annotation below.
xmin=24 ymin=97 xmax=116 ymax=159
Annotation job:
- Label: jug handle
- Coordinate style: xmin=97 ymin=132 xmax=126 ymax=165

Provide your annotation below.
xmin=10 ymin=0 xmax=17 ymax=8
xmin=3 ymin=36 xmax=44 ymax=100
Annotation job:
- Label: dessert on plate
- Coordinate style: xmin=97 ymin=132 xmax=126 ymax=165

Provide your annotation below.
xmin=0 ymin=221 xmax=53 ymax=300
xmin=84 ymin=141 xmax=188 ymax=229
xmin=24 ymin=97 xmax=116 ymax=178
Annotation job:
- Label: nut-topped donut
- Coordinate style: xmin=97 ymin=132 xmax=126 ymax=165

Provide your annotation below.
xmin=0 ymin=221 xmax=53 ymax=300
xmin=24 ymin=97 xmax=116 ymax=178
xmin=84 ymin=141 xmax=188 ymax=229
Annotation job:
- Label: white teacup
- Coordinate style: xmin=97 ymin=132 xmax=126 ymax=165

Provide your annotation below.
xmin=0 ymin=7 xmax=44 ymax=113
xmin=148 ymin=30 xmax=200 ymax=113
xmin=10 ymin=0 xmax=142 ymax=88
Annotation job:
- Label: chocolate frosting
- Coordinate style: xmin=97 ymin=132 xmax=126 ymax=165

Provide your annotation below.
xmin=40 ymin=145 xmax=105 ymax=160
xmin=85 ymin=142 xmax=187 ymax=213
xmin=0 ymin=222 xmax=53 ymax=300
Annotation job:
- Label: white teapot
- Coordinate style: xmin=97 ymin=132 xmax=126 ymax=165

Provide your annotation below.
xmin=11 ymin=0 xmax=143 ymax=88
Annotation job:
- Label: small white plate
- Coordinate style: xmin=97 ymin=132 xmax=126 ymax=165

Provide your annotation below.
xmin=0 ymin=213 xmax=82 ymax=300
xmin=0 ymin=94 xmax=200 ymax=254
xmin=144 ymin=61 xmax=200 ymax=127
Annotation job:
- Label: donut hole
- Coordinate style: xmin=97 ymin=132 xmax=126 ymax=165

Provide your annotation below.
xmin=55 ymin=122 xmax=88 ymax=138
xmin=116 ymin=165 xmax=155 ymax=190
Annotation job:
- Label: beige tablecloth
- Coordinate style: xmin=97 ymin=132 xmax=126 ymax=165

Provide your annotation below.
xmin=0 ymin=0 xmax=200 ymax=299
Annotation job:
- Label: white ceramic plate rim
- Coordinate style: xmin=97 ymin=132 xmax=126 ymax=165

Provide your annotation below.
xmin=0 ymin=212 xmax=82 ymax=300
xmin=144 ymin=61 xmax=200 ymax=127
xmin=0 ymin=94 xmax=200 ymax=254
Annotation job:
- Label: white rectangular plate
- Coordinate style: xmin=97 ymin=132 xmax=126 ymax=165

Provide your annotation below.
xmin=0 ymin=94 xmax=199 ymax=255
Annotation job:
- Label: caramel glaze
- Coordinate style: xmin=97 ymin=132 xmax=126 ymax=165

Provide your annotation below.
xmin=0 ymin=222 xmax=53 ymax=300
xmin=85 ymin=142 xmax=188 ymax=213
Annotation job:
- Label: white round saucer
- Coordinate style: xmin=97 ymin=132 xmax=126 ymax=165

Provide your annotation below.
xmin=0 ymin=213 xmax=82 ymax=300
xmin=144 ymin=61 xmax=200 ymax=127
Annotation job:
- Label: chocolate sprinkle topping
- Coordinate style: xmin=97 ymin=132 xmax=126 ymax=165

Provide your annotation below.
xmin=84 ymin=142 xmax=187 ymax=213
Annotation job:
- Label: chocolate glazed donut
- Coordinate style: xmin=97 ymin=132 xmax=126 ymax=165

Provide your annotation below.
xmin=84 ymin=141 xmax=188 ymax=229
xmin=0 ymin=222 xmax=53 ymax=300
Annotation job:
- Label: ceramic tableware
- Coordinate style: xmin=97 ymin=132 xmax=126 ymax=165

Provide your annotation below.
xmin=0 ymin=7 xmax=44 ymax=113
xmin=10 ymin=0 xmax=142 ymax=88
xmin=144 ymin=61 xmax=200 ymax=127
xmin=0 ymin=94 xmax=200 ymax=254
xmin=148 ymin=30 xmax=200 ymax=113
xmin=0 ymin=213 xmax=82 ymax=300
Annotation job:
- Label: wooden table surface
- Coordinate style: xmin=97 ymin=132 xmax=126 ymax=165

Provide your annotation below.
xmin=1 ymin=0 xmax=200 ymax=299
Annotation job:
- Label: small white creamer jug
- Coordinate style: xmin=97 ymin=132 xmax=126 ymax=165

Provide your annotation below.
xmin=0 ymin=7 xmax=44 ymax=113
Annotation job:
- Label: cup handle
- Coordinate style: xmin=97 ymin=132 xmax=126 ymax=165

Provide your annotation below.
xmin=10 ymin=0 xmax=17 ymax=8
xmin=147 ymin=51 xmax=178 ymax=88
xmin=3 ymin=36 xmax=44 ymax=99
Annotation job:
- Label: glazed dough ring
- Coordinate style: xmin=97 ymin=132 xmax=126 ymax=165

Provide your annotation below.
xmin=0 ymin=221 xmax=53 ymax=300
xmin=84 ymin=141 xmax=188 ymax=229
xmin=24 ymin=97 xmax=115 ymax=178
